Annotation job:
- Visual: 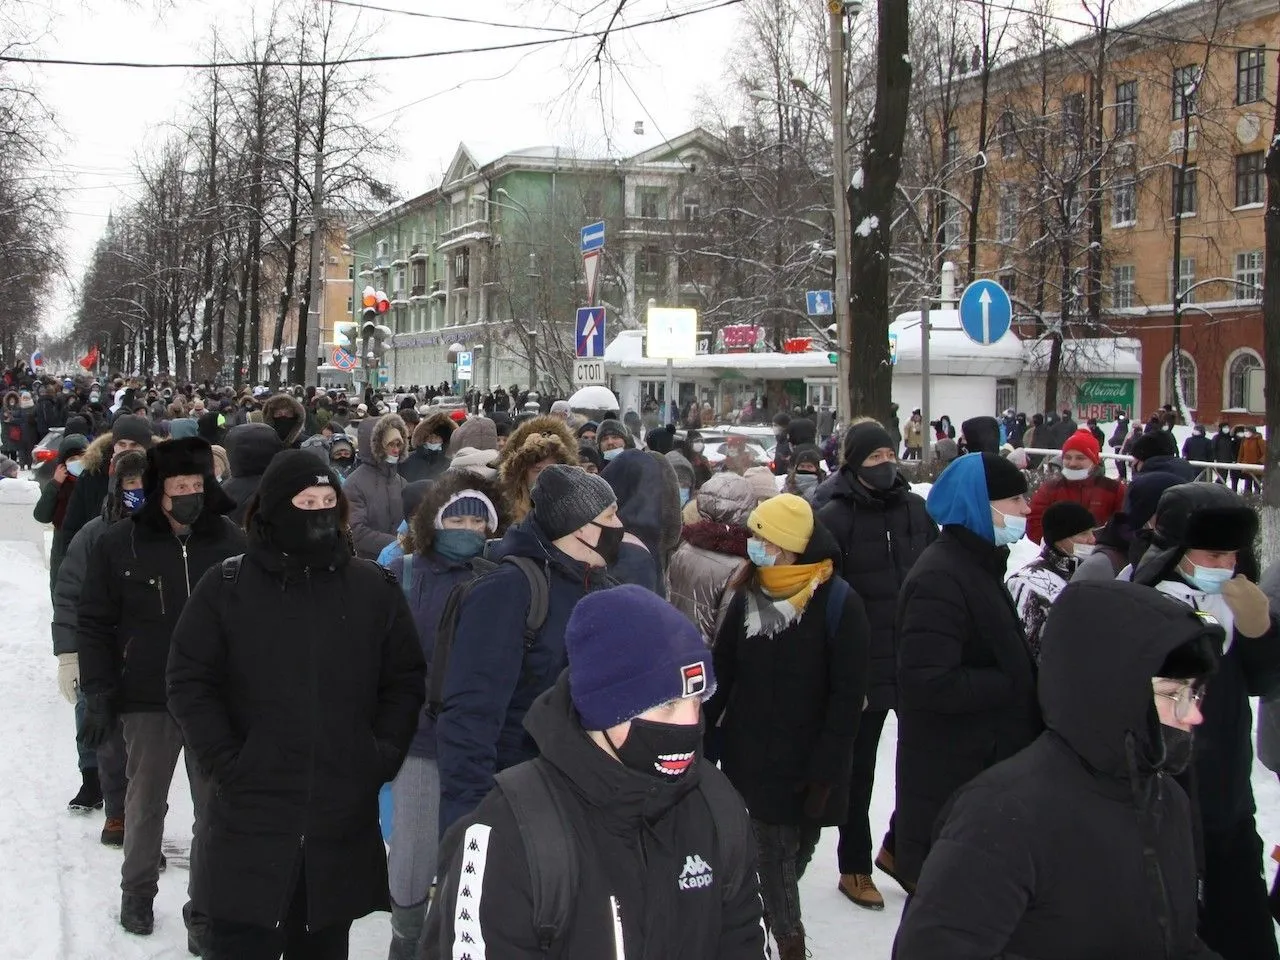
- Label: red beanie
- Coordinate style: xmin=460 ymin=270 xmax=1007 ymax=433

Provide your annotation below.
xmin=1062 ymin=430 xmax=1101 ymax=464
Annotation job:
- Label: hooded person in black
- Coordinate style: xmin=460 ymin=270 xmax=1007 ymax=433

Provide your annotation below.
xmin=219 ymin=423 xmax=286 ymax=527
xmin=774 ymin=418 xmax=816 ymax=476
xmin=261 ymin=392 xmax=307 ymax=448
xmin=894 ymin=580 xmax=1223 ymax=960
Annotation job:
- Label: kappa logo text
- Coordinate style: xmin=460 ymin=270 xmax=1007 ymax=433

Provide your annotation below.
xmin=678 ymin=853 xmax=714 ymax=890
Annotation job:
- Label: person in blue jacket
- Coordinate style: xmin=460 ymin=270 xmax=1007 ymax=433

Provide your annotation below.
xmin=435 ymin=465 xmax=622 ymax=836
xmin=384 ymin=473 xmax=506 ymax=960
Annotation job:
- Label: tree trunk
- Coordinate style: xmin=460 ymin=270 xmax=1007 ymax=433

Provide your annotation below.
xmin=233 ymin=264 xmax=250 ymax=388
xmin=847 ymin=0 xmax=911 ymax=421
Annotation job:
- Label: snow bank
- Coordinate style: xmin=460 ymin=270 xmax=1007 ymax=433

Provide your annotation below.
xmin=0 ymin=477 xmax=40 ymax=504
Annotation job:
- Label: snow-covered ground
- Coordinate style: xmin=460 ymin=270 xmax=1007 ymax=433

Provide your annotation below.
xmin=3 ymin=513 xmax=1278 ymax=959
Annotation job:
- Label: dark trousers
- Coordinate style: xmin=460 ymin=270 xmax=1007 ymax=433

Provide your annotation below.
xmin=1200 ymin=815 xmax=1278 ymax=960
xmin=204 ymin=866 xmax=352 ymax=960
xmin=837 ymin=708 xmax=896 ymax=875
xmin=752 ymin=820 xmax=820 ymax=941
xmin=98 ymin=717 xmax=128 ymax=819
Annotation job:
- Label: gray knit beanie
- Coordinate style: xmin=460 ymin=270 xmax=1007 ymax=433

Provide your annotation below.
xmin=531 ymin=464 xmax=617 ymax=541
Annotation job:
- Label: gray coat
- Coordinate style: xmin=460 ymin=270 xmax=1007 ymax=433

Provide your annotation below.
xmin=51 ymin=515 xmax=111 ymax=655
xmin=344 ymin=413 xmax=408 ymax=560
xmin=1258 ymin=562 xmax=1280 ymax=772
xmin=668 ymin=474 xmax=755 ymax=645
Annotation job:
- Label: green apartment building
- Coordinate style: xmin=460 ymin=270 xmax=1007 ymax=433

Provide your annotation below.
xmin=347 ymin=129 xmax=722 ymax=394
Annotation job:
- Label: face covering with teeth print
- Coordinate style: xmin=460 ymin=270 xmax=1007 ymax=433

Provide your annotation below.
xmin=605 ymin=715 xmax=704 ymax=781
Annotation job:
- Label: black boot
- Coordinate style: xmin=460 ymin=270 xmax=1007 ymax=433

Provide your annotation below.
xmin=388 ymin=902 xmax=426 ymax=960
xmin=184 ymin=901 xmax=208 ymax=956
xmin=68 ymin=769 xmax=103 ymax=813
xmin=120 ymin=894 xmax=154 ymax=935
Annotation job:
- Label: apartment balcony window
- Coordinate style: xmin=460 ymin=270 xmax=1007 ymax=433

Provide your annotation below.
xmin=1172 ymin=165 xmax=1197 ymax=217
xmin=682 ymin=195 xmax=701 ymax=221
xmin=1237 ymin=47 xmax=1265 ymax=105
xmin=637 ymin=187 xmax=667 ymax=219
xmin=1170 ymin=257 xmax=1196 ymax=304
xmin=1111 ymin=178 xmax=1136 ymax=226
xmin=942 ymin=127 xmax=959 ymax=167
xmin=412 ymin=262 xmax=427 ymax=290
xmin=997 ymin=111 xmax=1017 ymax=158
xmin=1235 ymin=151 xmax=1264 ymax=207
xmin=938 ymin=199 xmax=961 ymax=250
xmin=1172 ymin=65 xmax=1199 ymax=120
xmin=1063 ymin=92 xmax=1085 ymax=139
xmin=996 ymin=188 xmax=1018 ymax=242
xmin=1111 ymin=265 xmax=1135 ymax=308
xmin=1234 ymin=249 xmax=1263 ymax=297
xmin=1114 ymin=80 xmax=1137 ymax=136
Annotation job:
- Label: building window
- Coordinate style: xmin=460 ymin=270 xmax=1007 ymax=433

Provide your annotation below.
xmin=1112 ymin=178 xmax=1136 ymax=226
xmin=938 ymin=199 xmax=961 ymax=249
xmin=582 ymin=190 xmax=603 ymax=219
xmin=1234 ymin=249 xmax=1263 ymax=297
xmin=1172 ymin=65 xmax=1200 ymax=119
xmin=997 ymin=111 xmax=1017 ymax=157
xmin=412 ymin=261 xmax=427 ymax=293
xmin=997 ymin=187 xmax=1018 ymax=242
xmin=1161 ymin=350 xmax=1198 ymax=409
xmin=1172 ymin=165 xmax=1197 ymax=217
xmin=1114 ymin=80 xmax=1137 ymax=136
xmin=1226 ymin=350 xmax=1264 ymax=410
xmin=1237 ymin=47 xmax=1265 ymax=105
xmin=682 ymin=195 xmax=701 ymax=221
xmin=1112 ymin=265 xmax=1136 ymax=308
xmin=996 ymin=378 xmax=1018 ymax=413
xmin=1063 ymin=92 xmax=1085 ymax=138
xmin=451 ymin=199 xmax=468 ymax=228
xmin=346 ymin=296 xmax=353 ymax=313
xmin=1235 ymin=151 xmax=1264 ymax=206
xmin=637 ymin=187 xmax=666 ymax=219
xmin=1170 ymin=257 xmax=1196 ymax=303
xmin=942 ymin=127 xmax=959 ymax=167
xmin=637 ymin=246 xmax=664 ymax=285
xmin=347 ymin=265 xmax=354 ymax=280
xmin=999 ymin=270 xmax=1018 ymax=299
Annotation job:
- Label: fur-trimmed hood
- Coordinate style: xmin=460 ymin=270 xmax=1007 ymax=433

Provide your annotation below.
xmin=261 ymin=392 xmax=307 ymax=446
xmin=407 ymin=469 xmax=509 ymax=556
xmin=357 ymin=412 xmax=408 ymax=467
xmin=498 ymin=415 xmax=580 ymax=521
xmin=411 ymin=412 xmax=455 ymax=449
xmin=79 ymin=428 xmax=165 ymax=476
xmin=681 ymin=520 xmax=749 ymax=557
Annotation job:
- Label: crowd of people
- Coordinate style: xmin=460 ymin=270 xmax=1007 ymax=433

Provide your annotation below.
xmin=6 ymin=358 xmax=1279 ymax=959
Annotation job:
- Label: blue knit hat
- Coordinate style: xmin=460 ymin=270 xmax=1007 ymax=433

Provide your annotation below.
xmin=436 ymin=489 xmax=498 ymax=532
xmin=566 ymin=584 xmax=716 ymax=731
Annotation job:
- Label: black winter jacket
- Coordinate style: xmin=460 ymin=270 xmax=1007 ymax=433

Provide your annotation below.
xmin=424 ymin=674 xmax=766 ymax=960
xmin=895 ymin=581 xmax=1223 ymax=960
xmin=708 ymin=522 xmax=870 ymax=825
xmin=221 ymin=423 xmax=286 ymax=526
xmin=166 ymin=537 xmax=426 ymax=929
xmin=817 ymin=469 xmax=937 ymax=709
xmin=397 ymin=445 xmax=450 ymax=484
xmin=1211 ymin=431 xmax=1239 ymax=463
xmin=894 ymin=525 xmax=1043 ymax=884
xmin=77 ymin=503 xmax=246 ymax=712
xmin=1182 ymin=433 xmax=1214 ymax=463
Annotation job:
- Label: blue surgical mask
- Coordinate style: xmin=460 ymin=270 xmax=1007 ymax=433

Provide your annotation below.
xmin=434 ymin=528 xmax=487 ymax=562
xmin=746 ymin=538 xmax=777 ymax=567
xmin=121 ymin=489 xmax=145 ymax=513
xmin=425 ymin=442 xmax=443 ymax=452
xmin=66 ymin=460 xmax=85 ymax=477
xmin=602 ymin=447 xmax=623 ymax=461
xmin=1184 ymin=563 xmax=1233 ymax=594
xmin=679 ymin=487 xmax=690 ymax=507
xmin=992 ymin=509 xmax=1026 ymax=546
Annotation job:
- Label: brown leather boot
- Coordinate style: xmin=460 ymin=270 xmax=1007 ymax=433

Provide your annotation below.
xmin=838 ymin=872 xmax=885 ymax=910
xmin=775 ymin=922 xmax=807 ymax=960
xmin=875 ymin=846 xmax=916 ymax=895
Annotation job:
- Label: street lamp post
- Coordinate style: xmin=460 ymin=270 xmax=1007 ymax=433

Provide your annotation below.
xmin=827 ymin=0 xmax=862 ymax=422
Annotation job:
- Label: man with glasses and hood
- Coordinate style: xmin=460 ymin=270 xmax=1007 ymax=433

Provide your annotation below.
xmin=894 ymin=580 xmax=1223 ymax=960
xmin=1131 ymin=482 xmax=1280 ymax=960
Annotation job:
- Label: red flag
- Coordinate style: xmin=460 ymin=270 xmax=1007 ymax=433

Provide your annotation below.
xmin=79 ymin=344 xmax=99 ymax=370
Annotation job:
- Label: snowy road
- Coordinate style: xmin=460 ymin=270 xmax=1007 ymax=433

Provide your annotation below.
xmin=3 ymin=533 xmax=1279 ymax=959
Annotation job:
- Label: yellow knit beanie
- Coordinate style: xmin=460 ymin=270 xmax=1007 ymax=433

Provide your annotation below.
xmin=747 ymin=493 xmax=814 ymax=554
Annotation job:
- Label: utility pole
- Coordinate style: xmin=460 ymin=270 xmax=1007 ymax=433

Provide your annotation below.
xmin=828 ymin=0 xmax=858 ymax=422
xmin=302 ymin=150 xmax=324 ymax=388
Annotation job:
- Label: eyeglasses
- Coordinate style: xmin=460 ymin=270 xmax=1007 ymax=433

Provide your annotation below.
xmin=1154 ymin=681 xmax=1206 ymax=721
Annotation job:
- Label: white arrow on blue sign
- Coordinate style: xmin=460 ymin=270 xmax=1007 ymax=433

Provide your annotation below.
xmin=958 ymin=279 xmax=1013 ymax=345
xmin=805 ymin=290 xmax=834 ymax=316
xmin=580 ymin=221 xmax=605 ymax=253
xmin=576 ymin=306 xmax=606 ymax=358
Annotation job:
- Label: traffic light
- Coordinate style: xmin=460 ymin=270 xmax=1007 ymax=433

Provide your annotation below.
xmin=360 ymin=286 xmax=392 ymax=370
xmin=335 ymin=323 xmax=360 ymax=349
xmin=827 ymin=351 xmax=838 ymax=364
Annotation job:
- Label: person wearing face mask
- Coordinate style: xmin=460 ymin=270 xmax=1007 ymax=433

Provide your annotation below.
xmin=893 ymin=452 xmax=1042 ymax=892
xmin=76 ymin=437 xmax=245 ymax=942
xmin=424 ymin=584 xmax=765 ymax=960
xmin=1236 ymin=425 xmax=1265 ymax=494
xmin=666 ymin=448 xmax=698 ymax=513
xmin=167 ymin=451 xmax=426 ymax=960
xmin=34 ymin=433 xmax=89 ymax=590
xmin=382 ymin=476 xmax=505 ymax=959
xmin=260 ymin=391 xmax=308 ymax=449
xmin=593 ymin=417 xmax=633 ymax=464
xmin=1183 ymin=423 xmax=1214 ymax=464
xmin=669 ymin=472 xmax=756 ymax=645
xmin=1212 ymin=421 xmax=1239 ymax=486
xmin=1025 ymin=430 xmax=1125 ymax=545
xmin=435 ymin=465 xmax=623 ymax=835
xmin=345 ymin=412 xmax=410 ymax=560
xmin=812 ymin=420 xmax=937 ymax=909
xmin=62 ymin=413 xmax=157 ymax=548
xmin=708 ymin=495 xmax=870 ymax=959
xmin=497 ymin=415 xmax=580 ymax=523
xmin=51 ymin=449 xmax=147 ymax=827
xmin=784 ymin=445 xmax=825 ymax=501
xmin=1006 ymin=502 xmax=1096 ymax=662
xmin=1131 ymin=483 xmax=1280 ymax=960
xmin=894 ymin=580 xmax=1222 ymax=960
xmin=218 ymin=422 xmax=286 ymax=528
xmin=399 ymin=412 xmax=455 ymax=484
xmin=678 ymin=428 xmax=714 ymax=487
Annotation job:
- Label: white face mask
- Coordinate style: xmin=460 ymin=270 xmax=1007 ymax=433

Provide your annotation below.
xmin=1060 ymin=467 xmax=1091 ymax=482
xmin=1073 ymin=543 xmax=1096 ymax=558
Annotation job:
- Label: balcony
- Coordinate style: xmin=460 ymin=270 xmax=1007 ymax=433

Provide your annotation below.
xmin=409 ymin=244 xmax=430 ymax=261
xmin=391 ymin=252 xmax=410 ymax=268
xmin=391 ymin=289 xmax=410 ymax=306
xmin=619 ymin=216 xmax=704 ymax=239
xmin=438 ymin=219 xmax=491 ymax=252
xmin=358 ymin=263 xmax=375 ymax=279
xmin=410 ymin=284 xmax=427 ymax=298
xmin=374 ymin=255 xmax=391 ymax=269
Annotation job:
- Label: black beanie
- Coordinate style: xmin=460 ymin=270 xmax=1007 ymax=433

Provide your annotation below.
xmin=111 ymin=414 xmax=154 ymax=449
xmin=1042 ymin=501 xmax=1096 ymax=545
xmin=981 ymin=451 xmax=1027 ymax=500
xmin=530 ymin=464 xmax=616 ymax=541
xmin=256 ymin=449 xmax=339 ymax=519
xmin=843 ymin=421 xmax=894 ymax=468
xmin=1131 ymin=431 xmax=1177 ymax=462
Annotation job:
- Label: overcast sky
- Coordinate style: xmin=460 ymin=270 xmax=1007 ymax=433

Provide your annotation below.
xmin=32 ymin=0 xmax=743 ymax=337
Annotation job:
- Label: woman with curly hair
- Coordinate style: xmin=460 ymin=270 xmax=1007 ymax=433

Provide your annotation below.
xmin=497 ymin=414 xmax=579 ymax=522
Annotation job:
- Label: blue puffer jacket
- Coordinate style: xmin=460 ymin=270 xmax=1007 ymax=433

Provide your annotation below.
xmin=435 ymin=516 xmax=613 ymax=835
xmin=387 ymin=549 xmax=479 ymax=759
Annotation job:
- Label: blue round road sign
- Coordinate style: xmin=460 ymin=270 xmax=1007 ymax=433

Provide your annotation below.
xmin=958 ymin=279 xmax=1012 ymax=345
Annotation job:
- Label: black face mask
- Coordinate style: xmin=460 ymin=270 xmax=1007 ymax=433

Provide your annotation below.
xmin=166 ymin=492 xmax=204 ymax=526
xmin=604 ymin=715 xmax=703 ymax=781
xmin=858 ymin=462 xmax=898 ymax=492
xmin=1160 ymin=725 xmax=1194 ymax=775
xmin=581 ymin=521 xmax=624 ymax=567
xmin=269 ymin=505 xmax=341 ymax=565
xmin=271 ymin=416 xmax=299 ymax=442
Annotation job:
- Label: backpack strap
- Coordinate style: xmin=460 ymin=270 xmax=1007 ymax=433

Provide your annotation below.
xmin=698 ymin=769 xmax=750 ymax=902
xmin=494 ymin=759 xmax=578 ymax=952
xmin=502 ymin=555 xmax=550 ymax=643
xmin=221 ymin=554 xmax=244 ymax=584
xmin=824 ymin=576 xmax=850 ymax=642
xmin=400 ymin=553 xmax=414 ymax=599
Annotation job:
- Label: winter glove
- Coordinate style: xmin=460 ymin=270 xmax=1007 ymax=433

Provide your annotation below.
xmin=1223 ymin=575 xmax=1272 ymax=639
xmin=802 ymin=782 xmax=832 ymax=821
xmin=78 ymin=693 xmax=116 ymax=750
xmin=56 ymin=652 xmax=79 ymax=705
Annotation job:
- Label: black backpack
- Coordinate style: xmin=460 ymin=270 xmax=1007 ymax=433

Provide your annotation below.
xmin=404 ymin=552 xmax=550 ymax=720
xmin=492 ymin=757 xmax=751 ymax=952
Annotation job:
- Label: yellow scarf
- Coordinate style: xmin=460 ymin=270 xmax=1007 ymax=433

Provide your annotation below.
xmin=757 ymin=559 xmax=834 ymax=616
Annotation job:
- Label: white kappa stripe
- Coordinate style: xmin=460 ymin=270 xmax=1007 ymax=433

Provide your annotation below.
xmin=452 ymin=823 xmax=493 ymax=960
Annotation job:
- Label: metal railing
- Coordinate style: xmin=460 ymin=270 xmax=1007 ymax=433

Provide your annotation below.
xmin=1019 ymin=447 xmax=1264 ymax=482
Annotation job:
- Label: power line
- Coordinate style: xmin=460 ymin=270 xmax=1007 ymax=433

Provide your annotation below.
xmin=0 ymin=0 xmax=745 ymax=70
xmin=321 ymin=0 xmax=580 ymax=34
